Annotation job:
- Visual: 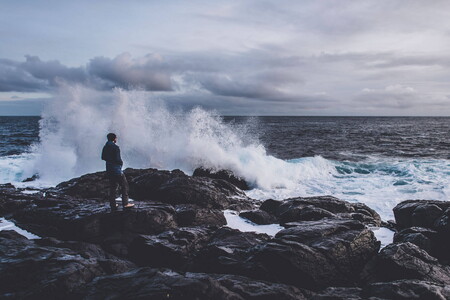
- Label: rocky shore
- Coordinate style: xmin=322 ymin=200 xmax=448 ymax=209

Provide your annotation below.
xmin=1 ymin=168 xmax=449 ymax=299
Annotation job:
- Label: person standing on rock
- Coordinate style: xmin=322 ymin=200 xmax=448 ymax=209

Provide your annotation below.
xmin=101 ymin=133 xmax=134 ymax=211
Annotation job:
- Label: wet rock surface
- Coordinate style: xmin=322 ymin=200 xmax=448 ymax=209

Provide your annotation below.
xmin=362 ymin=242 xmax=450 ymax=284
xmin=0 ymin=230 xmax=135 ymax=299
xmin=81 ymin=267 xmax=309 ymax=300
xmin=193 ymin=167 xmax=251 ymax=190
xmin=241 ymin=196 xmax=382 ymax=227
xmin=242 ymin=219 xmax=379 ymax=291
xmin=393 ymin=199 xmax=450 ymax=263
xmin=0 ymin=183 xmax=41 ymax=216
xmin=312 ymin=280 xmax=450 ymax=300
xmin=1 ymin=171 xmax=450 ymax=299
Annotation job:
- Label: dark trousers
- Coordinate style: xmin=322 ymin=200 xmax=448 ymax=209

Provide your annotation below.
xmin=108 ymin=173 xmax=129 ymax=209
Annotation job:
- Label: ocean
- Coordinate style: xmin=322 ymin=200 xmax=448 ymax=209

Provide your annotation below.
xmin=1 ymin=90 xmax=449 ymax=221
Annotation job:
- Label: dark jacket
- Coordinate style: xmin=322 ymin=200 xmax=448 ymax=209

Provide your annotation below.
xmin=101 ymin=141 xmax=123 ymax=175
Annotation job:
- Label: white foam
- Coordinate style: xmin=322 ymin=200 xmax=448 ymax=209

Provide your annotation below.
xmin=0 ymin=218 xmax=40 ymax=239
xmin=20 ymin=190 xmax=41 ymax=194
xmin=246 ymin=156 xmax=450 ymax=220
xmin=224 ymin=210 xmax=284 ymax=236
xmin=371 ymin=227 xmax=395 ymax=249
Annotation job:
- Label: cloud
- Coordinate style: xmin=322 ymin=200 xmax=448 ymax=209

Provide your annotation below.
xmin=1 ymin=47 xmax=450 ymax=116
xmin=356 ymin=85 xmax=421 ymax=109
xmin=0 ymin=59 xmax=46 ymax=92
xmin=0 ymin=50 xmax=307 ymax=99
xmin=88 ymin=53 xmax=173 ymax=91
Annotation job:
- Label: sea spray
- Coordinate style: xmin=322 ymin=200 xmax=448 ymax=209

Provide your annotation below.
xmin=27 ymin=85 xmax=320 ymax=188
xmin=2 ymin=87 xmax=449 ymax=221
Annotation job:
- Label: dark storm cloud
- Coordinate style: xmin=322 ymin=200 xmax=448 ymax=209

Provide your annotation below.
xmin=0 ymin=53 xmax=174 ymax=92
xmin=21 ymin=55 xmax=87 ymax=85
xmin=0 ymin=56 xmax=86 ymax=92
xmin=88 ymin=53 xmax=173 ymax=91
xmin=0 ymin=59 xmax=46 ymax=92
xmin=0 ymin=50 xmax=307 ymax=103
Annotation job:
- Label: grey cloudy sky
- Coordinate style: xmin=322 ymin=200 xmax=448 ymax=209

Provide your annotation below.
xmin=1 ymin=0 xmax=450 ymax=115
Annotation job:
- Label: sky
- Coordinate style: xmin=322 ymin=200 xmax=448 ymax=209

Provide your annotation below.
xmin=1 ymin=0 xmax=450 ymax=116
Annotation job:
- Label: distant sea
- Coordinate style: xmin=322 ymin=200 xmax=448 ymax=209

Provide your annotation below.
xmin=1 ymin=115 xmax=449 ymax=220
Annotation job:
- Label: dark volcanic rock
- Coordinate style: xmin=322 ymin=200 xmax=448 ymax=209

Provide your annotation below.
xmin=53 ymin=167 xmax=254 ymax=210
xmin=175 ymin=204 xmax=226 ymax=227
xmin=312 ymin=280 xmax=450 ymax=300
xmin=154 ymin=176 xmax=253 ymax=210
xmin=82 ymin=268 xmax=308 ymax=300
xmin=239 ymin=209 xmax=278 ymax=225
xmin=54 ymin=170 xmax=111 ymax=199
xmin=129 ymin=226 xmax=215 ymax=268
xmin=0 ymin=230 xmax=135 ymax=299
xmin=0 ymin=183 xmax=39 ymax=216
xmin=245 ymin=219 xmax=380 ymax=290
xmin=128 ymin=168 xmax=186 ymax=200
xmin=210 ymin=274 xmax=310 ymax=300
xmin=393 ymin=200 xmax=450 ymax=229
xmin=193 ymin=227 xmax=271 ymax=275
xmin=394 ymin=227 xmax=438 ymax=255
xmin=53 ymin=168 xmax=254 ymax=211
xmin=393 ymin=200 xmax=450 ymax=263
xmin=193 ymin=167 xmax=251 ymax=190
xmin=311 ymin=287 xmax=362 ymax=300
xmin=129 ymin=168 xmax=253 ymax=209
xmin=22 ymin=174 xmax=39 ymax=182
xmin=362 ymin=280 xmax=450 ymax=300
xmin=13 ymin=200 xmax=177 ymax=244
xmin=258 ymin=196 xmax=381 ymax=226
xmin=53 ymin=168 xmax=176 ymax=199
xmin=362 ymin=242 xmax=450 ymax=285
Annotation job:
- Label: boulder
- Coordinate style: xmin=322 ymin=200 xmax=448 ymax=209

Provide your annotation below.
xmin=13 ymin=200 xmax=177 ymax=243
xmin=239 ymin=209 xmax=278 ymax=225
xmin=179 ymin=219 xmax=378 ymax=292
xmin=152 ymin=176 xmax=253 ymax=210
xmin=175 ymin=204 xmax=227 ymax=227
xmin=394 ymin=227 xmax=437 ymax=256
xmin=192 ymin=227 xmax=271 ymax=275
xmin=193 ymin=167 xmax=251 ymax=190
xmin=128 ymin=168 xmax=185 ymax=200
xmin=130 ymin=168 xmax=254 ymax=210
xmin=312 ymin=280 xmax=450 ymax=300
xmin=393 ymin=200 xmax=450 ymax=263
xmin=393 ymin=200 xmax=450 ymax=229
xmin=259 ymin=198 xmax=283 ymax=214
xmin=362 ymin=242 xmax=450 ymax=285
xmin=81 ymin=268 xmax=310 ymax=300
xmin=362 ymin=280 xmax=450 ymax=300
xmin=210 ymin=274 xmax=310 ymax=300
xmin=258 ymin=196 xmax=381 ymax=226
xmin=0 ymin=183 xmax=39 ymax=216
xmin=0 ymin=230 xmax=135 ymax=299
xmin=53 ymin=170 xmax=111 ymax=199
xmin=129 ymin=226 xmax=215 ymax=268
xmin=52 ymin=168 xmax=254 ymax=211
xmin=245 ymin=219 xmax=380 ymax=290
xmin=53 ymin=168 xmax=182 ymax=199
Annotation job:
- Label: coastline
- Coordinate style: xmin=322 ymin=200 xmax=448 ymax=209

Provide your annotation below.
xmin=1 ymin=168 xmax=449 ymax=299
